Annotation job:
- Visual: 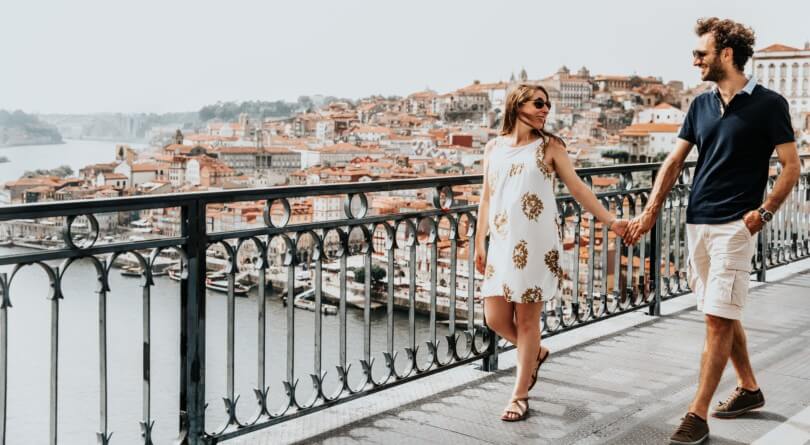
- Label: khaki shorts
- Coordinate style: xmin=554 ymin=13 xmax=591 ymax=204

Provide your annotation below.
xmin=686 ymin=219 xmax=757 ymax=320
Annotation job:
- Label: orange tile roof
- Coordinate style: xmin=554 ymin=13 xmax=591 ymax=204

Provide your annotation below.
xmin=132 ymin=163 xmax=165 ymax=172
xmin=408 ymin=90 xmax=437 ymax=98
xmin=26 ymin=185 xmax=55 ymax=193
xmin=215 ymin=146 xmax=295 ymax=154
xmin=317 ymin=143 xmax=382 ymax=154
xmin=4 ymin=176 xmax=63 ymax=188
xmin=591 ymin=176 xmax=620 ymax=187
xmin=350 ymin=125 xmax=392 ymax=134
xmin=457 ymin=81 xmax=508 ymax=93
xmin=757 ymin=43 xmax=801 ymax=52
xmin=619 ymin=123 xmax=681 ymax=136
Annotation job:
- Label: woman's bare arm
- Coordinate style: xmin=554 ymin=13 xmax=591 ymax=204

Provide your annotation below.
xmin=474 ymin=139 xmax=496 ymax=246
xmin=547 ymin=139 xmax=617 ymax=227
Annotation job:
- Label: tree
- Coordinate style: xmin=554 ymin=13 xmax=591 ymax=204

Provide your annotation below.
xmin=602 ymin=149 xmax=630 ymax=164
xmin=353 ymin=265 xmax=387 ymax=285
xmin=23 ymin=165 xmax=74 ymax=178
xmin=629 ymin=75 xmax=643 ymax=88
xmin=297 ymin=96 xmax=314 ymax=111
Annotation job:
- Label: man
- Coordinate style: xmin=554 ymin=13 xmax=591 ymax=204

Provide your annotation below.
xmin=623 ymin=17 xmax=801 ymax=445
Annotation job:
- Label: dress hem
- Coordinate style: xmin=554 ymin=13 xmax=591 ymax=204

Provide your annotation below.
xmin=480 ymin=294 xmax=543 ymax=304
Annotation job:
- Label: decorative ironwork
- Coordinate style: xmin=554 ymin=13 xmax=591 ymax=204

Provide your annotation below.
xmin=0 ymin=159 xmax=806 ymax=444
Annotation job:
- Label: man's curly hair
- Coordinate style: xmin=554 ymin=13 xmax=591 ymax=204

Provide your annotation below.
xmin=695 ymin=17 xmax=756 ymax=72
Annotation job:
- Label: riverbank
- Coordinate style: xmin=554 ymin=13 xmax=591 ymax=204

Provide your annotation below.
xmin=0 ymin=139 xmax=64 ymax=149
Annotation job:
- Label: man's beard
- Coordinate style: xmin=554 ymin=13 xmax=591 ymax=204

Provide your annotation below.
xmin=702 ymin=59 xmax=726 ymax=82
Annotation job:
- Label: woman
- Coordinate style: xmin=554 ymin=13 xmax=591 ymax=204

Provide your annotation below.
xmin=475 ymin=84 xmax=627 ymax=421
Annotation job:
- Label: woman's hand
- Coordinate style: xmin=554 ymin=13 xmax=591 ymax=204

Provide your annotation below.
xmin=475 ymin=239 xmax=486 ymax=275
xmin=610 ymin=219 xmax=629 ymax=238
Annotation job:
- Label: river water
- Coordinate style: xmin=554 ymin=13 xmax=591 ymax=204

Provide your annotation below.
xmin=0 ymin=247 xmax=456 ymax=444
xmin=0 ymin=139 xmax=146 ymax=184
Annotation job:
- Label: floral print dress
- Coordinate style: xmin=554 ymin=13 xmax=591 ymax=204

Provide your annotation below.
xmin=480 ymin=136 xmax=563 ymax=303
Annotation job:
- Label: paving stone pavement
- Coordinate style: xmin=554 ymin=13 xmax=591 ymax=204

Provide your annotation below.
xmin=285 ymin=270 xmax=810 ymax=445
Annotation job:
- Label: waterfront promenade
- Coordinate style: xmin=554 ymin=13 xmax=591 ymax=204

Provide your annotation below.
xmin=241 ymin=259 xmax=810 ymax=445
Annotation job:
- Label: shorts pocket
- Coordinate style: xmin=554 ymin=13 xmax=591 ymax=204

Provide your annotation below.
xmin=729 ymin=269 xmax=750 ymax=308
xmin=686 ymin=257 xmax=698 ymax=291
xmin=738 ymin=219 xmax=755 ymax=239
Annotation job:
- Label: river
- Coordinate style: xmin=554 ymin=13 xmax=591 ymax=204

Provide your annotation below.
xmin=0 ymin=139 xmax=147 ymax=184
xmin=0 ymin=247 xmax=455 ymax=444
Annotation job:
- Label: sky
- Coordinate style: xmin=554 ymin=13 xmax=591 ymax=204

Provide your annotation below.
xmin=1 ymin=0 xmax=808 ymax=114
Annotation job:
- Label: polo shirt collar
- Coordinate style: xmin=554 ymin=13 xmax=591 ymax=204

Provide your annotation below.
xmin=713 ymin=77 xmax=757 ymax=97
xmin=741 ymin=77 xmax=757 ymax=95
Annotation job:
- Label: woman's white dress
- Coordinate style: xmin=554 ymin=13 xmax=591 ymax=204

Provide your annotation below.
xmin=480 ymin=136 xmax=563 ymax=303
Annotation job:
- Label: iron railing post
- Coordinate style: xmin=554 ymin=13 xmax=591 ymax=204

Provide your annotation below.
xmin=180 ymin=200 xmax=207 ymax=444
xmin=757 ymin=224 xmax=768 ymax=282
xmin=648 ymin=168 xmax=662 ymax=316
xmin=481 ymin=329 xmax=499 ymax=372
xmin=476 ymin=234 xmax=498 ymax=372
xmin=649 ymin=211 xmax=663 ymax=316
xmin=757 ymin=188 xmax=769 ymax=283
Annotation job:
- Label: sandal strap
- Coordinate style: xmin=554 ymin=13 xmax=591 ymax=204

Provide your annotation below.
xmin=510 ymin=398 xmax=529 ymax=412
xmin=502 ymin=398 xmax=529 ymax=420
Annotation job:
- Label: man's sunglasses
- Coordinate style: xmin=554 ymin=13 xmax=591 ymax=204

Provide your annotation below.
xmin=692 ymin=49 xmax=712 ymax=59
xmin=530 ymin=98 xmax=552 ymax=110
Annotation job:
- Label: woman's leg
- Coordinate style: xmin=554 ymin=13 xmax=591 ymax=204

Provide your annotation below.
xmin=512 ymin=302 xmax=542 ymax=400
xmin=483 ymin=296 xmax=517 ymax=344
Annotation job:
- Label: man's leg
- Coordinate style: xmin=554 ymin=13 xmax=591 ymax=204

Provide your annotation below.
xmin=689 ymin=314 xmax=734 ymax=420
xmin=730 ymin=319 xmax=759 ymax=391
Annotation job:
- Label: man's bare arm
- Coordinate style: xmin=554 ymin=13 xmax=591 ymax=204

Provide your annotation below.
xmin=624 ymin=138 xmax=693 ymax=244
xmin=761 ymin=141 xmax=801 ymax=213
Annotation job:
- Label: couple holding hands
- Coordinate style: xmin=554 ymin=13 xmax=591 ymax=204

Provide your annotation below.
xmin=475 ymin=17 xmax=800 ymax=445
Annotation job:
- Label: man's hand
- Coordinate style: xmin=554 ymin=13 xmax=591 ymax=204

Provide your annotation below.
xmin=624 ymin=211 xmax=657 ymax=245
xmin=742 ymin=210 xmax=763 ymax=235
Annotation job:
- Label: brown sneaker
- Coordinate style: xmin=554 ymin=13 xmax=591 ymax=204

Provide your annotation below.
xmin=670 ymin=412 xmax=709 ymax=445
xmin=713 ymin=387 xmax=765 ymax=418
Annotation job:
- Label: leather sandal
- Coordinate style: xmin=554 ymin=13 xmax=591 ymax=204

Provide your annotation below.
xmin=501 ymin=397 xmax=529 ymax=422
xmin=528 ymin=346 xmax=550 ymax=391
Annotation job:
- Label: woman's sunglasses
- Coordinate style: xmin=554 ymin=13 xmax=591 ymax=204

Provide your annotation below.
xmin=530 ymin=98 xmax=552 ymax=110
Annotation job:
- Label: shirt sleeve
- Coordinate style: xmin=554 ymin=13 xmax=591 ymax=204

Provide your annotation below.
xmin=677 ymin=100 xmax=697 ymax=144
xmin=768 ymin=95 xmax=795 ymax=146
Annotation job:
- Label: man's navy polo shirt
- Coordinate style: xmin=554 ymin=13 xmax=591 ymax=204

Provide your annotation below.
xmin=678 ymin=78 xmax=795 ymax=224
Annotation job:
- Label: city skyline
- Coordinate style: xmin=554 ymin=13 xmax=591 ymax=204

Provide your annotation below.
xmin=1 ymin=0 xmax=809 ymax=114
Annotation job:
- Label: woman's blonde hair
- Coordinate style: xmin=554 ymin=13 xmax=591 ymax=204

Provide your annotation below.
xmin=500 ymin=83 xmax=563 ymax=146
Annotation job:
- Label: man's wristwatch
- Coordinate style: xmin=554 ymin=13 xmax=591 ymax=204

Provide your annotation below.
xmin=757 ymin=207 xmax=774 ymax=223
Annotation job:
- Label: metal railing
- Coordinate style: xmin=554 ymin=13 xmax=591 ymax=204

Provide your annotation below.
xmin=0 ymin=156 xmax=807 ymax=444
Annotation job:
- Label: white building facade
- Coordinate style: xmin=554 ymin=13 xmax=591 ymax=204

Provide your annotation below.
xmin=752 ymin=43 xmax=810 ymax=131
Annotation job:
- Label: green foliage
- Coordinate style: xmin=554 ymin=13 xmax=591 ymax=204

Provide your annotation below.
xmin=198 ymin=96 xmax=357 ymax=122
xmin=0 ymin=110 xmax=63 ymax=143
xmin=199 ymin=100 xmax=295 ymax=122
xmin=23 ymin=165 xmax=74 ymax=178
xmin=353 ymin=264 xmax=387 ymax=284
xmin=602 ymin=149 xmax=630 ymax=162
